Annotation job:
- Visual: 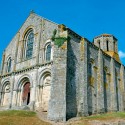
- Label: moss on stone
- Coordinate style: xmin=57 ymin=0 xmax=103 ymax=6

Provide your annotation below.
xmin=51 ymin=29 xmax=70 ymax=47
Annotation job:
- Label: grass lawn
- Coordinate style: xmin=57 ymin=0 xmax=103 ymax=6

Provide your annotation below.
xmin=0 ymin=110 xmax=51 ymax=125
xmin=1 ymin=110 xmax=125 ymax=125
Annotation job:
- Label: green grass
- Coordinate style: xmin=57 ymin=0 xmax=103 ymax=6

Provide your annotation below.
xmin=0 ymin=110 xmax=51 ymax=125
xmin=1 ymin=111 xmax=125 ymax=125
xmin=0 ymin=110 xmax=36 ymax=117
xmin=69 ymin=112 xmax=125 ymax=125
xmin=82 ymin=112 xmax=125 ymax=120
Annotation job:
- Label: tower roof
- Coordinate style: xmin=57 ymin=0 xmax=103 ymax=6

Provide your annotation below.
xmin=101 ymin=33 xmax=112 ymax=37
xmin=94 ymin=33 xmax=117 ymax=40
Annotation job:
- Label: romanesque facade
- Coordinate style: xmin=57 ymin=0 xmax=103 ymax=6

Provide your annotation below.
xmin=0 ymin=12 xmax=125 ymax=122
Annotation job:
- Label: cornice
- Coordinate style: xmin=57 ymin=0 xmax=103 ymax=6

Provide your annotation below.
xmin=0 ymin=61 xmax=53 ymax=78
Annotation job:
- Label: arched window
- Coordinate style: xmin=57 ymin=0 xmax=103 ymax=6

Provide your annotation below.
xmin=7 ymin=57 xmax=11 ymax=73
xmin=45 ymin=44 xmax=51 ymax=61
xmin=106 ymin=40 xmax=109 ymax=51
xmin=24 ymin=29 xmax=34 ymax=59
xmin=98 ymin=40 xmax=101 ymax=48
xmin=114 ymin=41 xmax=116 ymax=52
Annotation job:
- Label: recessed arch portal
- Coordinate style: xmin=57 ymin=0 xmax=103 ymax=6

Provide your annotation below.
xmin=16 ymin=77 xmax=31 ymax=106
xmin=38 ymin=71 xmax=51 ymax=112
xmin=1 ymin=81 xmax=11 ymax=106
xmin=22 ymin=82 xmax=30 ymax=105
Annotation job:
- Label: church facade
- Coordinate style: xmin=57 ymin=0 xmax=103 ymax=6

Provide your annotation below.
xmin=0 ymin=12 xmax=125 ymax=121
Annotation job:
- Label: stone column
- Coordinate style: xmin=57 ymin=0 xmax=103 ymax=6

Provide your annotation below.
xmin=78 ymin=38 xmax=88 ymax=116
xmin=34 ymin=67 xmax=39 ymax=110
xmin=29 ymin=68 xmax=38 ymax=110
xmin=11 ymin=77 xmax=17 ymax=107
xmin=48 ymin=27 xmax=68 ymax=121
xmin=9 ymin=73 xmax=15 ymax=109
xmin=12 ymin=90 xmax=17 ymax=107
xmin=110 ymin=58 xmax=117 ymax=111
xmin=97 ymin=49 xmax=104 ymax=113
xmin=120 ymin=65 xmax=125 ymax=111
xmin=0 ymin=92 xmax=4 ymax=106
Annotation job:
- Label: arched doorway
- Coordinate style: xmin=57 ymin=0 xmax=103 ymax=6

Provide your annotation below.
xmin=22 ymin=82 xmax=30 ymax=105
xmin=42 ymin=75 xmax=51 ymax=111
xmin=38 ymin=72 xmax=51 ymax=112
xmin=16 ymin=77 xmax=31 ymax=106
xmin=1 ymin=82 xmax=10 ymax=106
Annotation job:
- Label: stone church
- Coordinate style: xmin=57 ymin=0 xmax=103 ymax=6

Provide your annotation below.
xmin=0 ymin=11 xmax=125 ymax=121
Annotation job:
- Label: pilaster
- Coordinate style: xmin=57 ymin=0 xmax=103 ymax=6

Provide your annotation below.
xmin=97 ymin=49 xmax=105 ymax=113
xmin=40 ymin=19 xmax=45 ymax=64
xmin=78 ymin=38 xmax=88 ymax=116
xmin=13 ymin=32 xmax=20 ymax=71
xmin=120 ymin=65 xmax=125 ymax=111
xmin=34 ymin=66 xmax=39 ymax=110
xmin=110 ymin=58 xmax=117 ymax=111
xmin=36 ymin=21 xmax=42 ymax=65
xmin=30 ymin=67 xmax=38 ymax=110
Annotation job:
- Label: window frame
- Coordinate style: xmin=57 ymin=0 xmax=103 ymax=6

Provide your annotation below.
xmin=24 ymin=29 xmax=34 ymax=60
xmin=44 ymin=42 xmax=52 ymax=62
xmin=6 ymin=57 xmax=12 ymax=73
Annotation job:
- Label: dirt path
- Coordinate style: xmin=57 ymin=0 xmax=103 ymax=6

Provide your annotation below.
xmin=36 ymin=110 xmax=125 ymax=125
xmin=36 ymin=110 xmax=66 ymax=125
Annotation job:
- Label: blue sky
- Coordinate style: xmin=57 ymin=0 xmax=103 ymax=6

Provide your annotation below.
xmin=0 ymin=0 xmax=125 ymax=65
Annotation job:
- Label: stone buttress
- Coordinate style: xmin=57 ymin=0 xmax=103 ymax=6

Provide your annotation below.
xmin=48 ymin=25 xmax=68 ymax=121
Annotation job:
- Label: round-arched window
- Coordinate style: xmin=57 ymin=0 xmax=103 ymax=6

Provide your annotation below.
xmin=7 ymin=57 xmax=11 ymax=73
xmin=45 ymin=44 xmax=51 ymax=61
xmin=24 ymin=29 xmax=34 ymax=59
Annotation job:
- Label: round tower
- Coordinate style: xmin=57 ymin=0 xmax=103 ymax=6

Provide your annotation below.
xmin=93 ymin=34 xmax=120 ymax=63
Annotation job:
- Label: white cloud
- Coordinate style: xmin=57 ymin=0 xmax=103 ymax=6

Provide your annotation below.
xmin=118 ymin=51 xmax=125 ymax=58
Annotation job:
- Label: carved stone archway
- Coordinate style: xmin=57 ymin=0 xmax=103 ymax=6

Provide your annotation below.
xmin=38 ymin=72 xmax=51 ymax=112
xmin=1 ymin=82 xmax=10 ymax=106
xmin=16 ymin=77 xmax=30 ymax=106
xmin=22 ymin=82 xmax=30 ymax=105
xmin=41 ymin=75 xmax=51 ymax=111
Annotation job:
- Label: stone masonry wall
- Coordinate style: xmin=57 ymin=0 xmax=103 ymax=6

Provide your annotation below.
xmin=66 ymin=32 xmax=81 ymax=119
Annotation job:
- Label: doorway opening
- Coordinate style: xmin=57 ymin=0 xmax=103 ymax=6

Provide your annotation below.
xmin=22 ymin=82 xmax=30 ymax=105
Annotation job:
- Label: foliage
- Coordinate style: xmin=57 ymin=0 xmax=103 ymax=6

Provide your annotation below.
xmin=51 ymin=29 xmax=70 ymax=47
xmin=54 ymin=37 xmax=67 ymax=47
